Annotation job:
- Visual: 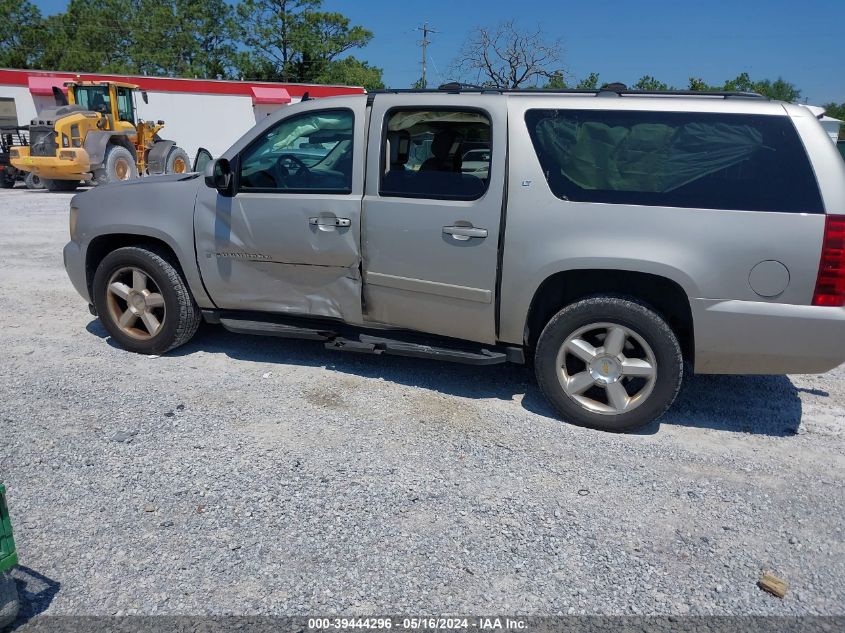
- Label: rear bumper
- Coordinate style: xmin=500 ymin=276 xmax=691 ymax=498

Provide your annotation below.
xmin=63 ymin=241 xmax=90 ymax=304
xmin=693 ymin=299 xmax=845 ymax=374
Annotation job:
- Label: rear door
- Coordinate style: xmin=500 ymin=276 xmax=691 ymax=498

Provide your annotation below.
xmin=361 ymin=94 xmax=507 ymax=344
xmin=194 ymin=99 xmax=367 ymax=322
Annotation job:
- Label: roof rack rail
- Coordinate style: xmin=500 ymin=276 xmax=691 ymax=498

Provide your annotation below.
xmin=372 ymin=83 xmax=768 ymax=100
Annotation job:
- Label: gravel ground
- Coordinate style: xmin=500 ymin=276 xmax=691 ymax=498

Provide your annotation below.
xmin=0 ymin=185 xmax=843 ymax=619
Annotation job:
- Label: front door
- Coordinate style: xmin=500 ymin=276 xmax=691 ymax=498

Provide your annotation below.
xmin=361 ymin=96 xmax=508 ymax=344
xmin=194 ymin=102 xmax=367 ymax=323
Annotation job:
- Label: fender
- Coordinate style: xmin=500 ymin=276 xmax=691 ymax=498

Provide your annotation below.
xmin=147 ymin=140 xmax=175 ymax=175
xmin=83 ymin=131 xmax=135 ymax=167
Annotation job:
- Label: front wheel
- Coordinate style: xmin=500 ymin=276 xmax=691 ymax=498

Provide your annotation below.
xmin=93 ymin=246 xmax=201 ymax=354
xmin=534 ymin=297 xmax=683 ymax=432
xmin=94 ymin=145 xmax=138 ymax=185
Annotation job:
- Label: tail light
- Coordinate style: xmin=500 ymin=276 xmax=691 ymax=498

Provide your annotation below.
xmin=812 ymin=215 xmax=845 ymax=307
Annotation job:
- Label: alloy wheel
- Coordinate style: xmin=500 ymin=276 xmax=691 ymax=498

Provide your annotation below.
xmin=556 ymin=322 xmax=657 ymax=415
xmin=105 ymin=266 xmax=166 ymax=340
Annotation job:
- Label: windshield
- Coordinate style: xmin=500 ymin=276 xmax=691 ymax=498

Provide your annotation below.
xmin=73 ymin=86 xmax=111 ymax=114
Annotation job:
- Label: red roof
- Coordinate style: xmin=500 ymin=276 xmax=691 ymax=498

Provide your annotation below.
xmin=1 ymin=68 xmax=365 ymax=99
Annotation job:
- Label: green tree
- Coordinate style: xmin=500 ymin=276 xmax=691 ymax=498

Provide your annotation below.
xmin=0 ymin=0 xmax=48 ymax=68
xmin=754 ymin=77 xmax=800 ymax=102
xmin=576 ymin=72 xmax=600 ymax=89
xmin=233 ymin=0 xmax=374 ymax=82
xmin=823 ymin=102 xmax=845 ymax=121
xmin=35 ymin=0 xmax=136 ymax=73
xmin=690 ymin=73 xmax=801 ymax=101
xmin=543 ymin=71 xmax=567 ymax=89
xmin=315 ymin=56 xmax=384 ymax=91
xmin=132 ymin=0 xmax=237 ymax=79
xmin=633 ymin=75 xmax=671 ymax=91
xmin=688 ymin=77 xmax=716 ymax=91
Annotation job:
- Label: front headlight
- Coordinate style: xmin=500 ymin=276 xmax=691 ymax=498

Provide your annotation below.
xmin=69 ymin=206 xmax=79 ymax=241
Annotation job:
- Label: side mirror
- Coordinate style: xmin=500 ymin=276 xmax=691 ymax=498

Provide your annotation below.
xmin=205 ymin=158 xmax=234 ymax=196
xmin=141 ymin=90 xmax=149 ymax=104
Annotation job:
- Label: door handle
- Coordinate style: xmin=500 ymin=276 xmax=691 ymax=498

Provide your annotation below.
xmin=443 ymin=225 xmax=488 ymax=241
xmin=309 ymin=216 xmax=351 ymax=228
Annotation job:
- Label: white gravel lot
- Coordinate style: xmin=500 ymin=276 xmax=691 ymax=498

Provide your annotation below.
xmin=0 ymin=185 xmax=843 ymax=620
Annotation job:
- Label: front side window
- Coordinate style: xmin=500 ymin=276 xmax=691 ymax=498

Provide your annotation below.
xmin=116 ymin=87 xmax=134 ymax=123
xmin=380 ymin=109 xmax=492 ymax=200
xmin=525 ymin=109 xmax=823 ymax=213
xmin=239 ymin=109 xmax=354 ymax=194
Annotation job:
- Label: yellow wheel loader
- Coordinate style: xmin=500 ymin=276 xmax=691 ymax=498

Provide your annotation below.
xmin=10 ymin=80 xmax=190 ymax=192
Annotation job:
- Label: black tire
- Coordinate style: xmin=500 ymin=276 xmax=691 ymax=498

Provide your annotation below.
xmin=165 ymin=147 xmax=191 ymax=174
xmin=24 ymin=172 xmax=44 ymax=189
xmin=93 ymin=245 xmax=201 ymax=354
xmin=0 ymin=171 xmax=14 ymax=188
xmin=94 ymin=144 xmax=138 ymax=185
xmin=43 ymin=178 xmax=79 ymax=192
xmin=534 ymin=296 xmax=683 ymax=433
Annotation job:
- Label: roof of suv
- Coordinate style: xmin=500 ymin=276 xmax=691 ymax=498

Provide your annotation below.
xmin=359 ymin=83 xmax=799 ymax=116
xmin=375 ymin=82 xmax=769 ymax=100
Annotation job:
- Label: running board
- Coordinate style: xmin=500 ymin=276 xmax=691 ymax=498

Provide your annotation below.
xmin=326 ymin=335 xmax=508 ymax=365
xmin=215 ymin=316 xmax=516 ymax=365
xmin=218 ymin=318 xmax=334 ymax=341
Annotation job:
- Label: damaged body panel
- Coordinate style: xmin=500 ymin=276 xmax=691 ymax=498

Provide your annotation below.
xmin=193 ymin=96 xmax=368 ymax=324
xmin=193 ymin=187 xmax=364 ymax=321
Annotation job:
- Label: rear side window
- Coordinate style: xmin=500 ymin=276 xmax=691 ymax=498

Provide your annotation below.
xmin=525 ymin=109 xmax=823 ymax=213
xmin=380 ymin=108 xmax=492 ymax=201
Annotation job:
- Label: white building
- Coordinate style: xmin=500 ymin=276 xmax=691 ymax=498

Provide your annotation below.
xmin=819 ymin=115 xmax=842 ymax=143
xmin=0 ymin=68 xmax=365 ymax=162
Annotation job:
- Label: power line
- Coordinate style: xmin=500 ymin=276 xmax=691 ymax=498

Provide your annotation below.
xmin=415 ymin=22 xmax=437 ymax=89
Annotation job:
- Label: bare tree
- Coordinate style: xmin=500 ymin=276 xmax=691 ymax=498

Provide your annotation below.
xmin=451 ymin=20 xmax=564 ymax=89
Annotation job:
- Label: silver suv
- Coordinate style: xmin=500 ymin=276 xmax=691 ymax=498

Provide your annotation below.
xmin=63 ymin=86 xmax=845 ymax=432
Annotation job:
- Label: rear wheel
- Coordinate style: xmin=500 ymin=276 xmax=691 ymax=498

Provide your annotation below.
xmin=24 ymin=172 xmax=44 ymax=189
xmin=93 ymin=246 xmax=201 ymax=354
xmin=43 ymin=178 xmax=79 ymax=192
xmin=534 ymin=296 xmax=683 ymax=432
xmin=94 ymin=145 xmax=138 ymax=185
xmin=0 ymin=172 xmax=14 ymax=188
xmin=165 ymin=147 xmax=191 ymax=174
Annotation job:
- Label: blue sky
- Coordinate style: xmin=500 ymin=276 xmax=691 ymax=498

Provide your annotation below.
xmin=33 ymin=0 xmax=844 ymax=104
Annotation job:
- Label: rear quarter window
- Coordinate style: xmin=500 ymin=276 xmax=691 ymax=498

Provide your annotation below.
xmin=524 ymin=109 xmax=824 ymax=213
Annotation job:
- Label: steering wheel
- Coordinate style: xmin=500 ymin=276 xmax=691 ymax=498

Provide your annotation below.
xmin=277 ymin=153 xmax=311 ymax=176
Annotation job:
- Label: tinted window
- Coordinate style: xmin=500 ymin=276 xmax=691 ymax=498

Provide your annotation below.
xmin=525 ymin=109 xmax=823 ymax=213
xmin=239 ymin=109 xmax=354 ymax=194
xmin=380 ymin=109 xmax=491 ymax=201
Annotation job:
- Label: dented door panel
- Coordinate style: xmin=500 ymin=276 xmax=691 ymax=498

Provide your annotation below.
xmin=193 ymin=99 xmax=367 ymax=323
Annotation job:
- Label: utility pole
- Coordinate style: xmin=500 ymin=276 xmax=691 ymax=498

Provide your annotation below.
xmin=416 ymin=22 xmax=437 ymax=88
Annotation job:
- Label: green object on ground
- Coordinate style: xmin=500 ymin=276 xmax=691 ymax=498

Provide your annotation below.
xmin=0 ymin=484 xmax=17 ymax=573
